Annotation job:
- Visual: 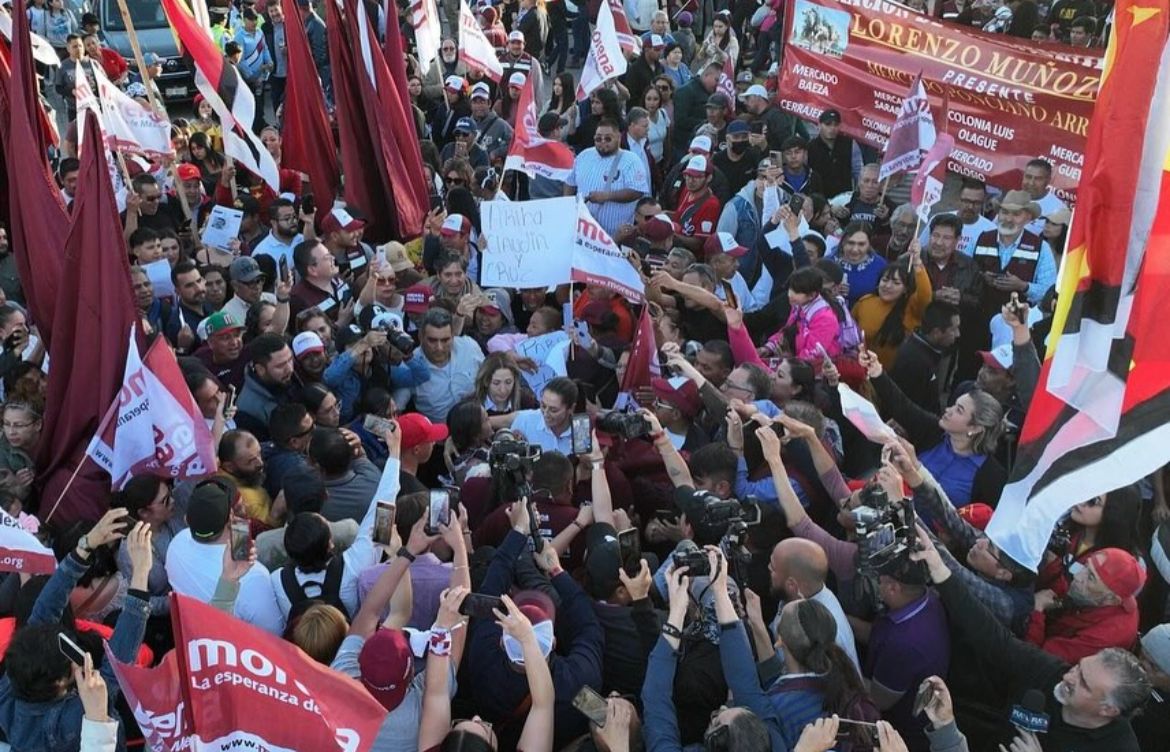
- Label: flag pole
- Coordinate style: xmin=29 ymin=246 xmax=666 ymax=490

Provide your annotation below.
xmin=41 ymin=456 xmax=89 ymax=523
xmin=113 ymin=0 xmax=195 ymax=231
xmin=82 ymin=60 xmax=137 ymax=188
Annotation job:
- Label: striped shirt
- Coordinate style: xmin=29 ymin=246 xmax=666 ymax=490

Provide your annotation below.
xmin=567 ymin=147 xmax=651 ymax=238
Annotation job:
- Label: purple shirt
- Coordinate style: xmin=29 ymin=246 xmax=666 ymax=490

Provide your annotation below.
xmin=357 ymin=554 xmax=451 ymax=630
xmin=865 ymin=591 xmax=950 ymax=751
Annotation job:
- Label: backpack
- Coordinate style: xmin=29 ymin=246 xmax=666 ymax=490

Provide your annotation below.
xmin=279 ymin=556 xmax=350 ymax=620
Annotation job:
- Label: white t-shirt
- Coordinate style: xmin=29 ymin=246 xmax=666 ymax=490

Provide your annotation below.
xmin=1028 ymin=190 xmax=1068 ymax=235
xmin=252 ymin=231 xmax=304 ymax=273
xmin=164 ymin=529 xmax=284 ymax=634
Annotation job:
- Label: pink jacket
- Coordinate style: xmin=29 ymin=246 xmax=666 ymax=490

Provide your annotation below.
xmin=766 ymin=296 xmax=842 ymax=361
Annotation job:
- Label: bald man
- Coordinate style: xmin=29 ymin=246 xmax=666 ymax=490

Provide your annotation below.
xmin=769 ymin=538 xmax=860 ymax=669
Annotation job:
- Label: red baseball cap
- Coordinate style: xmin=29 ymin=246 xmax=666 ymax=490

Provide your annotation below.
xmin=176 ymin=163 xmax=201 ymax=183
xmin=321 ymin=206 xmax=366 ymax=235
xmin=704 ymin=232 xmax=748 ymax=258
xmin=397 ymin=412 xmax=449 ymax=450
xmin=957 ymin=502 xmax=994 ymax=530
xmin=651 ymin=376 xmax=702 ymax=418
xmin=1087 ymin=548 xmax=1146 ymax=612
xmin=641 ymin=213 xmax=678 ymax=242
xmin=358 ymin=628 xmax=413 ymax=711
xmin=440 ymin=213 xmax=471 ymax=237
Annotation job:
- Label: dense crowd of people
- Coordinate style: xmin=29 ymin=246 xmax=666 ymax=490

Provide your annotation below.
xmin=0 ymin=0 xmax=1160 ymax=750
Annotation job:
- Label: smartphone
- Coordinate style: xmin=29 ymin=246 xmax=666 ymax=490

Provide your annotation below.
xmin=229 ymin=519 xmax=251 ymax=561
xmin=815 ymin=342 xmax=833 ymax=368
xmin=570 ymin=413 xmax=592 ymax=456
xmin=458 ymin=593 xmax=504 ymax=620
xmin=749 ymin=120 xmax=765 ymax=135
xmin=373 ymin=500 xmax=396 ymax=546
xmin=429 ymin=194 xmax=444 ymax=211
xmin=224 ymin=384 xmax=237 ymax=414
xmin=300 ymin=194 xmax=315 ymax=216
xmin=770 ymin=150 xmax=782 ymax=164
xmin=572 ymin=686 xmax=610 ymax=728
xmin=363 ymin=413 xmax=394 ymax=437
xmin=426 ymin=490 xmax=451 ymax=535
xmin=58 ymin=632 xmax=88 ymax=666
xmin=572 ymin=319 xmax=593 ymax=350
xmin=912 ymin=681 xmax=936 ymax=717
xmin=617 ymin=527 xmax=641 ymax=577
xmin=278 ymin=254 xmax=290 ymax=281
xmin=3 ymin=332 xmax=19 ymax=351
xmin=789 ymin=191 xmax=806 ymax=215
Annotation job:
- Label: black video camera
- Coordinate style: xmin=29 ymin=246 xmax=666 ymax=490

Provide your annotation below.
xmin=595 ymin=410 xmax=652 ymax=440
xmin=371 ymin=316 xmax=416 ymax=355
xmin=488 ymin=429 xmax=542 ymax=473
xmin=671 ymin=548 xmax=711 ymax=577
xmin=852 ymin=484 xmax=918 ymax=574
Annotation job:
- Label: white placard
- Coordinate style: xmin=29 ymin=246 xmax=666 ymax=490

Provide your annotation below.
xmin=480 ymin=197 xmax=575 ymax=288
xmin=143 ymin=259 xmax=175 ymax=299
xmin=515 ymin=330 xmax=570 ymax=396
xmin=201 ymin=205 xmax=243 ymax=251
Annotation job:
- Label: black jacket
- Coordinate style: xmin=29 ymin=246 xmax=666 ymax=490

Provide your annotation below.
xmin=937 ymin=574 xmax=1142 ymax=751
xmin=890 ymin=333 xmax=946 ymax=415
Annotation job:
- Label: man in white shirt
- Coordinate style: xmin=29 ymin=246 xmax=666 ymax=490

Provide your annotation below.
xmin=1020 ymin=158 xmax=1068 ymax=235
xmin=411 ymin=308 xmax=484 ymax=423
xmin=706 ymin=232 xmax=759 ymax=312
xmin=768 ymin=537 xmax=860 ymax=670
xmin=508 ymin=377 xmax=578 ymax=455
xmin=165 ymin=477 xmax=284 ymax=634
xmin=565 ymin=119 xmax=652 ymax=239
xmin=252 ymin=196 xmax=315 ymax=272
xmin=918 ymin=179 xmax=996 ymax=257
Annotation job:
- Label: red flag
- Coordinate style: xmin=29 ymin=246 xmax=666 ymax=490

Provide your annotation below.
xmin=381 ymin=0 xmax=433 ymax=234
xmin=605 ymin=0 xmax=641 ymax=56
xmin=38 ymin=111 xmax=139 ymax=526
xmin=910 ymin=132 xmax=954 ymax=222
xmin=86 ymin=332 xmax=217 ymax=488
xmin=619 ymin=306 xmax=661 ymax=394
xmin=112 ymin=594 xmax=389 ymax=751
xmin=986 ymin=0 xmax=1170 ymax=571
xmin=715 ymin=53 xmax=736 ymax=108
xmin=330 ymin=0 xmax=425 ymax=242
xmin=505 ymin=72 xmax=574 ymax=180
xmin=1 ymin=4 xmax=67 ymax=342
xmin=280 ymin=0 xmax=340 ymax=205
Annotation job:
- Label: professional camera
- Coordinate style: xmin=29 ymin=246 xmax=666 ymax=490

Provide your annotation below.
xmin=488 ymin=429 xmax=542 ymax=474
xmin=595 ymin=410 xmax=652 ymax=439
xmin=851 ymin=484 xmax=919 ymax=574
xmin=671 ymin=548 xmax=712 ymax=576
xmin=370 ymin=311 xmax=416 ymax=355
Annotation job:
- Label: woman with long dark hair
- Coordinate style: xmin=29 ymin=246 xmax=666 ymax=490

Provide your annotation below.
xmin=187 ymin=131 xmax=226 ymax=196
xmin=761 ymin=599 xmax=875 ymax=750
xmin=570 ymin=87 xmax=623 ymax=152
xmin=851 ymin=251 xmax=932 ymax=369
xmin=1038 ymin=485 xmax=1145 ymax=598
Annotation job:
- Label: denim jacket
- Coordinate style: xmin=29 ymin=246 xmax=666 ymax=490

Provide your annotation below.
xmin=0 ymin=553 xmax=150 ymax=752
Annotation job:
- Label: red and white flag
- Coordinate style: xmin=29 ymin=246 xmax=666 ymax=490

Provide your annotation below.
xmin=879 ymin=72 xmax=936 ymax=182
xmin=838 ymin=383 xmax=898 ymax=444
xmin=161 ymin=0 xmax=280 ymax=191
xmin=606 ymin=0 xmax=641 ymax=56
xmin=573 ymin=201 xmax=645 ymax=302
xmin=0 ymin=508 xmax=55 ymax=575
xmin=458 ymin=0 xmax=503 ymax=81
xmin=110 ymin=594 xmax=388 ymax=752
xmin=505 ymin=72 xmax=574 ymax=181
xmin=578 ymin=0 xmax=627 ymax=99
xmin=86 ymin=329 xmax=216 ymax=489
xmin=715 ymin=53 xmax=736 ymax=109
xmin=910 ymin=132 xmax=954 ymax=223
xmin=409 ymin=0 xmax=442 ymax=71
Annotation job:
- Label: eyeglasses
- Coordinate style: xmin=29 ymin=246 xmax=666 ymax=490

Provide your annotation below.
xmin=723 ymin=380 xmax=753 ymax=394
xmin=446 ymin=176 xmax=466 ymax=185
xmin=141 ymin=194 xmax=161 ymax=202
xmin=238 ymin=278 xmax=264 ymax=287
xmin=655 ymin=83 xmax=671 ymax=91
xmin=2 ymin=421 xmax=36 ymax=430
xmin=594 ymin=135 xmax=614 ymax=142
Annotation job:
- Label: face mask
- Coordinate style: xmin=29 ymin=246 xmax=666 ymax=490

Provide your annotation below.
xmin=729 ymin=141 xmax=747 ymax=155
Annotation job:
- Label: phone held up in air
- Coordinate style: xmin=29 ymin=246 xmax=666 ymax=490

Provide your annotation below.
xmin=570 ymin=413 xmax=593 ymax=456
xmin=458 ymin=593 xmax=504 ymax=620
xmin=572 ymin=686 xmax=610 ymax=728
xmin=229 ymin=519 xmax=251 ymax=561
xmin=373 ymin=500 xmax=396 ymax=546
xmin=58 ymin=632 xmax=88 ymax=666
xmin=426 ymin=490 xmax=451 ymax=535
xmin=617 ymin=527 xmax=641 ymax=577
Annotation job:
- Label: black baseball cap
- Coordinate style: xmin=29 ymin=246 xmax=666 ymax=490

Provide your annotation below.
xmin=538 ymin=112 xmax=566 ymax=136
xmin=819 ymin=109 xmax=842 ymax=124
xmin=187 ymin=478 xmax=237 ymax=540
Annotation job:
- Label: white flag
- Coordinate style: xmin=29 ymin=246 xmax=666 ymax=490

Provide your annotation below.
xmin=410 ymin=0 xmax=442 ymax=72
xmin=879 ymin=73 xmax=936 ymax=182
xmin=458 ymin=0 xmax=503 ymax=81
xmin=74 ymin=63 xmax=129 ymax=212
xmin=572 ymin=201 xmax=645 ymax=302
xmin=91 ymin=64 xmax=174 ymax=158
xmin=577 ymin=0 xmax=627 ymax=99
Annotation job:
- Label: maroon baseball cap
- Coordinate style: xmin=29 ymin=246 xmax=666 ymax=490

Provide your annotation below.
xmin=641 ymin=213 xmax=678 ymax=242
xmin=403 ymin=283 xmax=434 ymax=314
xmin=651 ymin=376 xmax=702 ymax=418
xmin=358 ymin=628 xmax=413 ymax=711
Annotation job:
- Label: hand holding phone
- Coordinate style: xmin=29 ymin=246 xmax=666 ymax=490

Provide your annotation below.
xmin=58 ymin=632 xmax=88 ymax=666
xmin=570 ymin=414 xmax=593 ymax=456
xmin=426 ymin=490 xmax=451 ymax=535
xmin=459 ymin=593 xmax=504 ymax=619
xmin=229 ymin=519 xmax=251 ymax=561
xmin=373 ymin=501 xmax=396 ymax=546
xmin=572 ymin=686 xmax=610 ymax=727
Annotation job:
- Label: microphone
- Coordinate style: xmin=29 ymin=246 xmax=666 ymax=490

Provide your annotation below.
xmin=1009 ymin=689 xmax=1050 ymax=734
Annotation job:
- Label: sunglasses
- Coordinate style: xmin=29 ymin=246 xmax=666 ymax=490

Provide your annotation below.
xmin=594 ymin=135 xmax=615 ymax=143
xmin=446 ymin=176 xmax=465 ymax=185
